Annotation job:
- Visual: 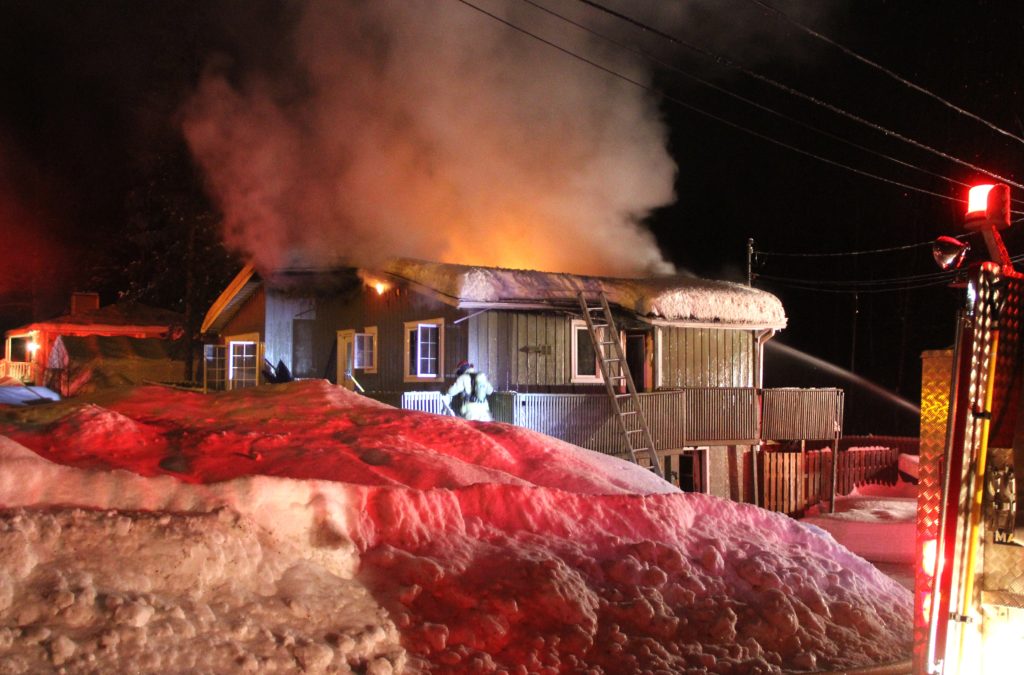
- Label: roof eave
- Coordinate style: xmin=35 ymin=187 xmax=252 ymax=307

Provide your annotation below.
xmin=201 ymin=264 xmax=260 ymax=334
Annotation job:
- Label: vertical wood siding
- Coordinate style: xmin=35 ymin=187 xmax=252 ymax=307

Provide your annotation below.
xmin=468 ymin=311 xmax=572 ymax=388
xmin=265 ymin=280 xmax=758 ymax=395
xmin=658 ymin=327 xmax=754 ymax=388
xmin=266 ymin=281 xmax=467 ymax=391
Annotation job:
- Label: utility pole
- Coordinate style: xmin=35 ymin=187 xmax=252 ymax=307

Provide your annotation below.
xmin=747 ymin=238 xmax=754 ymax=286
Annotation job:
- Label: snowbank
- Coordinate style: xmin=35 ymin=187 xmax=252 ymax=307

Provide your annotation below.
xmin=801 ymin=480 xmax=918 ymax=565
xmin=0 ymin=381 xmax=910 ymax=672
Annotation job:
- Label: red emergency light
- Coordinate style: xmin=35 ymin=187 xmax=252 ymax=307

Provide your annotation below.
xmin=965 ymin=183 xmax=1011 ymax=231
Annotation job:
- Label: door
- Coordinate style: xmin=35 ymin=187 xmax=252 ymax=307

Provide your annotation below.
xmin=227 ymin=340 xmax=259 ymax=390
xmin=625 ymin=331 xmax=648 ymax=391
xmin=336 ymin=330 xmax=356 ymax=390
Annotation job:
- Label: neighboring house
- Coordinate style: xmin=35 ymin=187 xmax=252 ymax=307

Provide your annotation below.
xmin=202 ymin=259 xmax=843 ymax=501
xmin=0 ymin=293 xmax=186 ymax=396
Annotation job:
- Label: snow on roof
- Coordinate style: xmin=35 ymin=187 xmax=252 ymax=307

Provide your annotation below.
xmin=0 ymin=380 xmax=910 ymax=672
xmin=379 ymin=258 xmax=787 ymax=328
xmin=9 ymin=302 xmax=184 ymax=337
xmin=203 ymin=259 xmax=787 ymax=335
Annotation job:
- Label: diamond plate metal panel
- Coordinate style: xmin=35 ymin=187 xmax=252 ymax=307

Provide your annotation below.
xmin=915 ymin=348 xmax=953 ymax=669
xmin=989 ymin=274 xmax=1024 ymax=448
xmin=983 ymin=446 xmax=1024 ymax=597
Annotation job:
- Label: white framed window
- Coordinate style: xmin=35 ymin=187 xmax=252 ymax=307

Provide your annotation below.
xmin=354 ymin=326 xmax=378 ymax=372
xmin=571 ymin=319 xmax=604 ymax=383
xmin=226 ymin=332 xmax=261 ymax=390
xmin=404 ymin=318 xmax=444 ymax=382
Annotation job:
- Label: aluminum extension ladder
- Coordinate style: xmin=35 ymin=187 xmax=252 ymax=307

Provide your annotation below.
xmin=577 ymin=291 xmax=664 ymax=478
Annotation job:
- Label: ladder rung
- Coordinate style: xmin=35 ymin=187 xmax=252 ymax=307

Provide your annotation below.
xmin=620 ymin=410 xmax=638 ymax=416
xmin=614 ymin=393 xmax=633 ymax=399
xmin=598 ymin=340 xmax=617 ymax=345
xmin=625 ymin=429 xmax=644 ymax=435
xmin=603 ymin=357 xmax=621 ymax=363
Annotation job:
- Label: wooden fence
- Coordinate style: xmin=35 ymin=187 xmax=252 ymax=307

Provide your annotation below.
xmin=760 ymin=446 xmax=901 ymax=516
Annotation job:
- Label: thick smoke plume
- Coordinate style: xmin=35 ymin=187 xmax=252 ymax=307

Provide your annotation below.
xmin=182 ymin=0 xmax=677 ymax=277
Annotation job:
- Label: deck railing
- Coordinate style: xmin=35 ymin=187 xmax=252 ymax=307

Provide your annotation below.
xmin=0 ymin=360 xmax=34 ymax=383
xmin=399 ymin=387 xmax=840 ymax=457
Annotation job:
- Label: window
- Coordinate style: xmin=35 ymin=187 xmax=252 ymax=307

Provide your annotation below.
xmin=228 ymin=341 xmax=258 ymax=389
xmin=404 ymin=318 xmax=444 ymax=382
xmin=571 ymin=319 xmax=605 ymax=383
xmin=354 ymin=327 xmax=377 ymax=372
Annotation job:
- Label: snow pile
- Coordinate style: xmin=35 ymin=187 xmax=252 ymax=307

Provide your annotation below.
xmin=802 ymin=478 xmax=918 ymax=565
xmin=0 ymin=381 xmax=909 ymax=672
xmin=0 ymin=503 xmax=401 ymax=673
xmin=381 ymin=258 xmax=787 ymax=327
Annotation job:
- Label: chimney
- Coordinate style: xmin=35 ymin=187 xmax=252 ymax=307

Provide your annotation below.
xmin=71 ymin=292 xmax=100 ymax=315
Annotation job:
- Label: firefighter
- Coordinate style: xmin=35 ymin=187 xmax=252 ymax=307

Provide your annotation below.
xmin=443 ymin=361 xmax=494 ymax=421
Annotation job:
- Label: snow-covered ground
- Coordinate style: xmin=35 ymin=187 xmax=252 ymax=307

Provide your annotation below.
xmin=802 ymin=478 xmax=917 ymax=593
xmin=0 ymin=380 xmax=913 ymax=673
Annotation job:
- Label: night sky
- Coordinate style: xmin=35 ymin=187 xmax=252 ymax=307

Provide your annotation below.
xmin=1 ymin=1 xmax=1022 ymax=427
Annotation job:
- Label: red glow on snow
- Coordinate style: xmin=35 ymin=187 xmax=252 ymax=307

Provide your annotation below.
xmin=967 ymin=184 xmax=995 ymax=215
xmin=0 ymin=380 xmax=915 ymax=672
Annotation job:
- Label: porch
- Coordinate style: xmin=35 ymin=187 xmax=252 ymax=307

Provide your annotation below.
xmin=0 ymin=359 xmax=35 ymax=383
xmin=387 ymin=386 xmax=844 ymax=502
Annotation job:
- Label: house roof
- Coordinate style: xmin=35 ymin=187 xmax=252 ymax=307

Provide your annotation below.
xmin=201 ymin=264 xmax=260 ymax=334
xmin=203 ymin=259 xmax=787 ymax=333
xmin=377 ymin=259 xmax=787 ymax=329
xmin=7 ymin=302 xmax=185 ymax=339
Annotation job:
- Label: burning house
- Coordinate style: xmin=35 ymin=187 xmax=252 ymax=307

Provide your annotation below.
xmin=202 ymin=259 xmax=843 ymax=501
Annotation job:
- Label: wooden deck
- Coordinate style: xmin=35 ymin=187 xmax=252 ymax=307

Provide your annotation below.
xmin=397 ymin=387 xmax=844 ymax=453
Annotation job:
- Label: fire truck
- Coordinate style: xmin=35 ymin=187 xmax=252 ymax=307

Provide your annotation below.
xmin=916 ymin=184 xmax=1024 ymax=673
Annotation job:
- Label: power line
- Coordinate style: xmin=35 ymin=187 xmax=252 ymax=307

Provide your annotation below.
xmin=757 ymin=268 xmax=962 ymax=288
xmin=454 ymin=0 xmax=967 ymax=205
xmin=573 ymin=0 xmax=1024 ymax=194
xmin=518 ymin=0 xmax=980 ymax=199
xmin=755 ymin=277 xmax=957 ymax=295
xmin=756 ymin=249 xmax=1024 ymax=294
xmin=753 ymin=232 xmax=978 ymax=258
xmin=745 ymin=0 xmax=1024 ymax=147
xmin=755 ymin=239 xmax=934 ymax=258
